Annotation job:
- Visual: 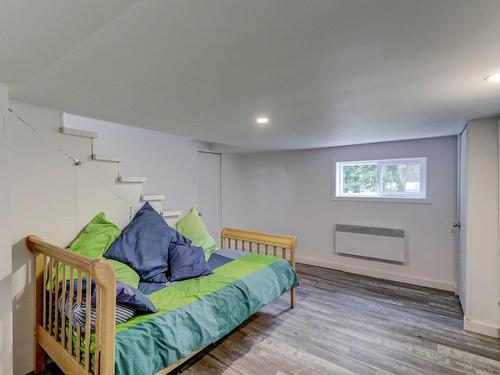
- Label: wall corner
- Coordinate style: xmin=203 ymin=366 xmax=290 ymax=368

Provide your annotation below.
xmin=0 ymin=83 xmax=13 ymax=374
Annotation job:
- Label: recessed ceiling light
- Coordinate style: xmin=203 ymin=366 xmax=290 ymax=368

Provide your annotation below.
xmin=484 ymin=73 xmax=500 ymax=83
xmin=256 ymin=117 xmax=270 ymax=125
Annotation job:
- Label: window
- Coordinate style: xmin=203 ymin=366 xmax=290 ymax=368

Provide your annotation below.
xmin=335 ymin=157 xmax=427 ymax=199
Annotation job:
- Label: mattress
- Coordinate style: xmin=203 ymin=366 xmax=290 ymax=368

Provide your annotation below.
xmin=136 ymin=249 xmax=248 ymax=295
xmin=113 ymin=251 xmax=299 ymax=374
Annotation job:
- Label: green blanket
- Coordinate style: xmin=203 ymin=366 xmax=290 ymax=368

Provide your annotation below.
xmin=114 ymin=253 xmax=299 ymax=374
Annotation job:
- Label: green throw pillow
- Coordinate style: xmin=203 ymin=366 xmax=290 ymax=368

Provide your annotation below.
xmin=46 ymin=260 xmax=140 ymax=291
xmin=46 ymin=212 xmax=121 ymax=290
xmin=176 ymin=207 xmax=217 ymax=260
xmin=68 ymin=212 xmax=121 ymax=259
xmin=104 ymin=259 xmax=140 ymax=288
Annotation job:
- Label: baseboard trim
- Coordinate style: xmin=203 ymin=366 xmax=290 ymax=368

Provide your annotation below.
xmin=464 ymin=318 xmax=500 ymax=338
xmin=296 ymin=256 xmax=456 ymax=292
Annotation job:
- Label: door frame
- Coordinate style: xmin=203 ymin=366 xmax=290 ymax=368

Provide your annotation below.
xmin=456 ymin=127 xmax=468 ymax=313
xmin=197 ymin=151 xmax=222 ymax=244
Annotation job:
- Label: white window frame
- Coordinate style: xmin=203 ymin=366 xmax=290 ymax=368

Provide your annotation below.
xmin=334 ymin=157 xmax=427 ymax=202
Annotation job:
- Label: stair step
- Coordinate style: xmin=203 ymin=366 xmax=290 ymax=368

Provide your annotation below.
xmin=117 ymin=176 xmax=147 ymax=184
xmin=162 ymin=210 xmax=182 ymax=218
xmin=91 ymin=154 xmax=122 ymax=163
xmin=141 ymin=194 xmax=165 ymax=202
xmin=60 ymin=127 xmax=98 ymax=138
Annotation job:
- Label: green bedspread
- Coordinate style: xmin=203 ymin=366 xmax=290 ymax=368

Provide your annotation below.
xmin=114 ymin=253 xmax=299 ymax=375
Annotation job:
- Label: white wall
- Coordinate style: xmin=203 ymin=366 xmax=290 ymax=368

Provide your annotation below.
xmin=64 ymin=113 xmax=208 ymax=214
xmin=8 ymin=103 xmax=207 ymax=374
xmin=222 ymin=136 xmax=458 ymax=290
xmin=0 ymin=84 xmax=13 ymax=375
xmin=463 ymin=118 xmax=500 ymax=338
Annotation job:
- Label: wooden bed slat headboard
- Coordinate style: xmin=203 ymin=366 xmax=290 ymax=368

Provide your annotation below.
xmin=221 ymin=227 xmax=297 ymax=308
xmin=221 ymin=227 xmax=297 ymax=249
xmin=26 ymin=235 xmax=116 ymax=375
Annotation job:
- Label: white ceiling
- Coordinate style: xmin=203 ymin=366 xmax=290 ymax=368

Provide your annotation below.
xmin=2 ymin=0 xmax=500 ymax=151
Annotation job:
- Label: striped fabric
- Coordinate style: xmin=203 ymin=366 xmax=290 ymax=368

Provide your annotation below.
xmin=58 ymin=295 xmax=135 ymax=332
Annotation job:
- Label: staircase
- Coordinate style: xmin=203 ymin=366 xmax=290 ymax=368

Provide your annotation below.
xmin=59 ymin=124 xmax=182 ymax=227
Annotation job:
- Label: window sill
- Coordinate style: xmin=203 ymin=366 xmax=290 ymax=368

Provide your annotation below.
xmin=332 ymin=196 xmax=431 ymax=204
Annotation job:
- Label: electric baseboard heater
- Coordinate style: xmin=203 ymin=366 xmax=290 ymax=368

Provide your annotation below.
xmin=335 ymin=224 xmax=406 ymax=263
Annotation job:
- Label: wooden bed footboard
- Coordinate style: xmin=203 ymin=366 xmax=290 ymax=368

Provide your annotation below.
xmin=26 ymin=228 xmax=296 ymax=375
xmin=221 ymin=227 xmax=297 ymax=308
xmin=27 ymin=235 xmax=116 ymax=375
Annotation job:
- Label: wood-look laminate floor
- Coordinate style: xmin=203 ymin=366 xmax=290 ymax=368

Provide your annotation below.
xmin=46 ymin=263 xmax=500 ymax=375
xmin=177 ymin=264 xmax=499 ymax=375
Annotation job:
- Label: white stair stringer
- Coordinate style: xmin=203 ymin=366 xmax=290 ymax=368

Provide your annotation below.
xmin=162 ymin=210 xmax=182 ymax=227
xmin=58 ymin=120 xmax=183 ymax=226
xmin=117 ymin=176 xmax=147 ymax=184
xmin=60 ymin=127 xmax=98 ymax=139
xmin=91 ymin=154 xmax=122 ymax=163
xmin=141 ymin=194 xmax=165 ymax=202
xmin=76 ymin=160 xmax=143 ymax=229
xmin=162 ymin=210 xmax=182 ymax=218
xmin=54 ymin=124 xmax=93 ymax=163
xmin=141 ymin=194 xmax=165 ymax=213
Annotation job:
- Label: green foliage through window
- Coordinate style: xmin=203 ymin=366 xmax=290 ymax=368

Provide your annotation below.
xmin=342 ymin=164 xmax=377 ymax=194
xmin=336 ymin=159 xmax=425 ymax=198
xmin=382 ymin=164 xmax=420 ymax=193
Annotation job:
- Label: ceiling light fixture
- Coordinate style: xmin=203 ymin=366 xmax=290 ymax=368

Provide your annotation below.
xmin=484 ymin=73 xmax=500 ymax=83
xmin=256 ymin=117 xmax=270 ymax=125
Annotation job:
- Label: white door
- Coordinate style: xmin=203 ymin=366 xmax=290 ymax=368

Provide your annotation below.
xmin=197 ymin=152 xmax=221 ymax=245
xmin=457 ymin=128 xmax=468 ymax=312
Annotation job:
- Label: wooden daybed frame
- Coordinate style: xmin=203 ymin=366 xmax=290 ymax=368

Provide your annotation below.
xmin=26 ymin=227 xmax=297 ymax=375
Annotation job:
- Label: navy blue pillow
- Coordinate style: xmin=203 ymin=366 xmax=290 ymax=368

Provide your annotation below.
xmin=168 ymin=243 xmax=212 ymax=282
xmin=169 ymin=227 xmax=192 ymax=247
xmin=64 ymin=279 xmax=156 ymax=314
xmin=104 ymin=202 xmax=171 ymax=283
xmin=114 ymin=281 xmax=156 ymax=313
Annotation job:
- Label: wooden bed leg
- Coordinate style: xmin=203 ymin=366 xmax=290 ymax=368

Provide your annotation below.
xmin=34 ymin=342 xmax=46 ymax=373
xmin=290 ymin=236 xmax=297 ymax=309
xmin=33 ymin=249 xmax=47 ymax=373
